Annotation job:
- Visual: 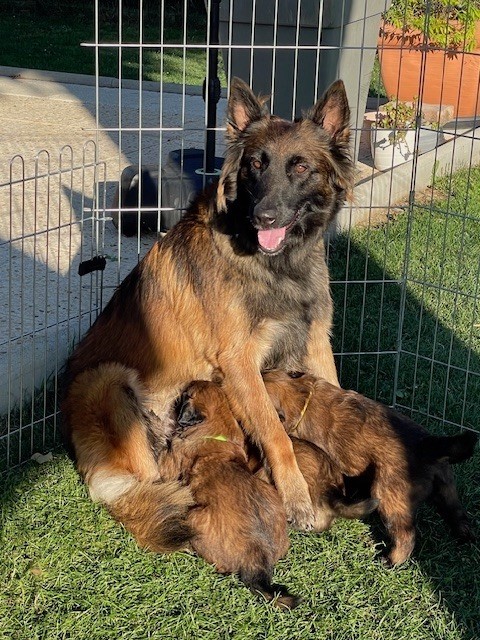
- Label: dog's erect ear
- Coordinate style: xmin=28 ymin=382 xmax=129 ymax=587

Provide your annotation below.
xmin=307 ymin=80 xmax=350 ymax=141
xmin=177 ymin=399 xmax=204 ymax=428
xmin=306 ymin=80 xmax=353 ymax=196
xmin=227 ymin=77 xmax=270 ymax=134
xmin=217 ymin=78 xmax=270 ymax=211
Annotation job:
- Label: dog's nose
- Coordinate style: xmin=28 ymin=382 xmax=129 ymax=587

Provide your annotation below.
xmin=253 ymin=209 xmax=276 ymax=228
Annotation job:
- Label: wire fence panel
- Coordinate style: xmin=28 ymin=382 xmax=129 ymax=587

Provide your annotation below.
xmin=0 ymin=143 xmax=107 ymax=469
xmin=2 ymin=0 xmax=480 ymax=471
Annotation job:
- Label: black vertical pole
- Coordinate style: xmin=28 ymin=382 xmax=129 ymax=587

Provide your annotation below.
xmin=205 ymin=0 xmax=221 ymax=174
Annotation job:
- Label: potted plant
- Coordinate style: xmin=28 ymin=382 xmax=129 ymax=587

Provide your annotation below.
xmin=370 ymin=97 xmax=444 ymax=170
xmin=377 ymin=0 xmax=480 ymax=117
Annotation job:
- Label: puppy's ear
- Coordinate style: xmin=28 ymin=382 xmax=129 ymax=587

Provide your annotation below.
xmin=307 ymin=79 xmax=350 ymax=142
xmin=177 ymin=399 xmax=204 ymax=427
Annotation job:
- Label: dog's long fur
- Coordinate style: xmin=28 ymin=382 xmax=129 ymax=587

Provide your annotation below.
xmin=61 ymin=77 xmax=354 ymax=548
xmin=263 ymin=369 xmax=478 ymax=565
xmin=158 ymin=380 xmax=300 ymax=609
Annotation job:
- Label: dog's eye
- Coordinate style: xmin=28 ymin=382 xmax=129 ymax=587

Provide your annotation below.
xmin=294 ymin=163 xmax=308 ymax=174
xmin=251 ymin=158 xmax=262 ymax=171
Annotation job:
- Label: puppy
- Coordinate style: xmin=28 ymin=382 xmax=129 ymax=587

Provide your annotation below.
xmin=250 ymin=437 xmax=378 ymax=533
xmin=158 ymin=380 xmax=300 ymax=609
xmin=263 ymin=369 xmax=478 ymax=565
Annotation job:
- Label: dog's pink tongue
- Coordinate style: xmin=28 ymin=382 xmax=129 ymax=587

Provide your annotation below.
xmin=257 ymin=226 xmax=287 ymax=251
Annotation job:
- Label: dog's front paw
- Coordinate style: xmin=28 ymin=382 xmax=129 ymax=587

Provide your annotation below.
xmin=287 ymin=503 xmax=315 ymax=532
xmin=283 ymin=485 xmax=315 ymax=531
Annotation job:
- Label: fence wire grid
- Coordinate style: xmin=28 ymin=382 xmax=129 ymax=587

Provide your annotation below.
xmin=2 ymin=0 xmax=480 ymax=470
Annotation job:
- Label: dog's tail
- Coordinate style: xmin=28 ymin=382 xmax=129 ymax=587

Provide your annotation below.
xmin=239 ymin=568 xmax=302 ymax=610
xmin=104 ymin=477 xmax=194 ymax=553
xmin=62 ymin=362 xmax=194 ymax=553
xmin=328 ymin=489 xmax=379 ymax=520
xmin=418 ymin=430 xmax=478 ymax=464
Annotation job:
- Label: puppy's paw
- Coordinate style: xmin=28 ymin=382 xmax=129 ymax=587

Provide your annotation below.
xmin=387 ymin=540 xmax=415 ymax=566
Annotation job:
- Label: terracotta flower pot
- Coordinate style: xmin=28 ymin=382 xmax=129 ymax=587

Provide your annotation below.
xmin=377 ymin=21 xmax=480 ymax=117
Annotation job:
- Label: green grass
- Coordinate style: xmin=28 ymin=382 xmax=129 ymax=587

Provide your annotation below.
xmin=1 ymin=155 xmax=480 ymax=638
xmin=330 ymin=166 xmax=480 ymax=431
xmin=1 ymin=1 xmax=220 ymax=86
xmin=0 ymin=14 xmax=214 ymax=86
xmin=1 ymin=452 xmax=479 ymax=640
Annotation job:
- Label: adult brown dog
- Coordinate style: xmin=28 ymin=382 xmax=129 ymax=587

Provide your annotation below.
xmin=263 ymin=369 xmax=478 ymax=565
xmin=158 ymin=380 xmax=300 ymax=609
xmin=61 ymin=76 xmax=354 ymax=551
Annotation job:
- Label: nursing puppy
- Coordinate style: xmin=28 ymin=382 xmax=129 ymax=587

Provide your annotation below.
xmin=287 ymin=438 xmax=378 ymax=532
xmin=158 ymin=380 xmax=300 ymax=609
xmin=263 ymin=369 xmax=478 ymax=565
xmin=250 ymin=437 xmax=378 ymax=533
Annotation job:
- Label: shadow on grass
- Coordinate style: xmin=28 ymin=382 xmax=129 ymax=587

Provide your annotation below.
xmin=328 ymin=232 xmax=480 ymax=639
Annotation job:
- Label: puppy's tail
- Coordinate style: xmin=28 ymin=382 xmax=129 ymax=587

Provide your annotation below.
xmin=240 ymin=568 xmax=302 ymax=610
xmin=328 ymin=489 xmax=379 ymax=520
xmin=419 ymin=430 xmax=478 ymax=464
xmin=62 ymin=362 xmax=194 ymax=554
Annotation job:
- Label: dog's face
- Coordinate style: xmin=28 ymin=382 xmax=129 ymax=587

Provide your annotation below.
xmin=262 ymin=370 xmax=317 ymax=430
xmin=176 ymin=380 xmax=244 ymax=445
xmin=217 ymin=78 xmax=353 ymax=255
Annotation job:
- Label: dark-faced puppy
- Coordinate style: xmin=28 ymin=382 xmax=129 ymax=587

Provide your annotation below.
xmin=263 ymin=369 xmax=478 ymax=565
xmin=249 ymin=437 xmax=378 ymax=533
xmin=159 ymin=380 xmax=300 ymax=609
